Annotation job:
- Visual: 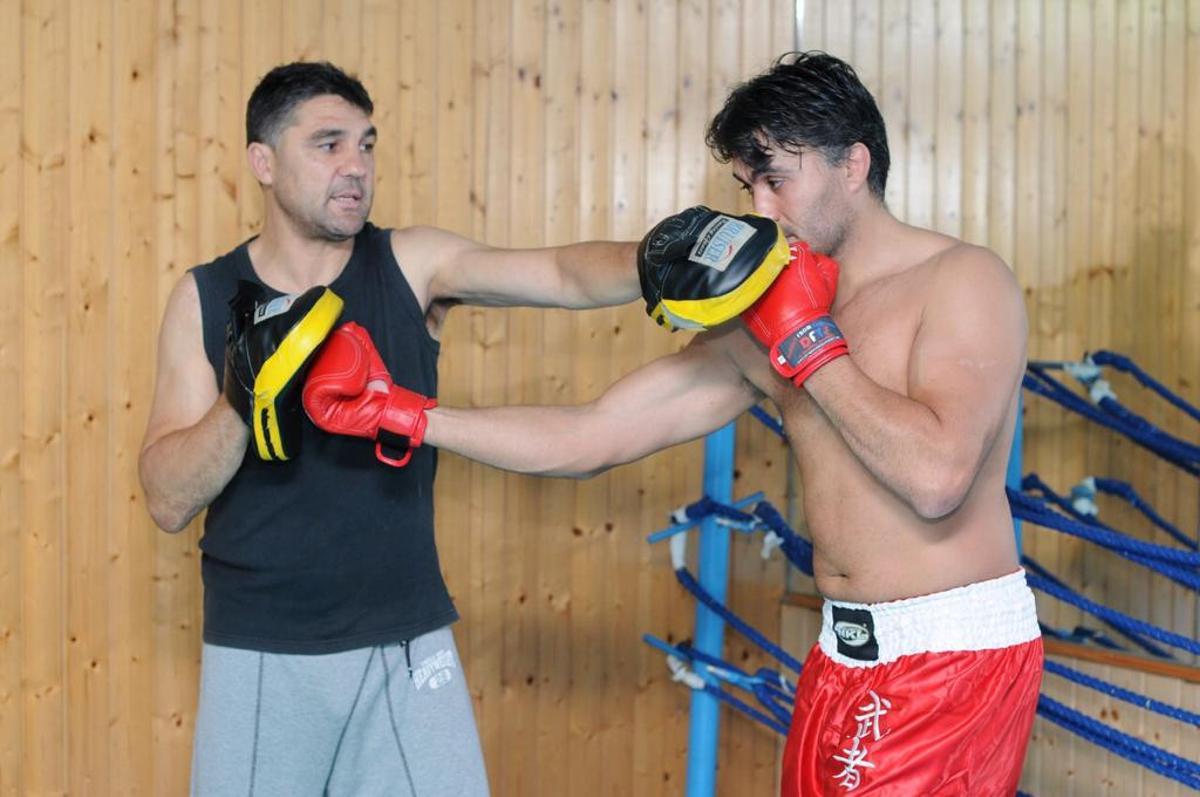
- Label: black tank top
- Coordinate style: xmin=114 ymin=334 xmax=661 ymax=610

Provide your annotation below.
xmin=191 ymin=222 xmax=457 ymax=653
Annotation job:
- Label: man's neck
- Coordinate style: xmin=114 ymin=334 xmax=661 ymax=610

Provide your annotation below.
xmin=829 ymin=203 xmax=915 ymax=306
xmin=247 ymin=215 xmax=356 ymax=294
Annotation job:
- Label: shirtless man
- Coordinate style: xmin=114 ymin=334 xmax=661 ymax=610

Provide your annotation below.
xmin=306 ymin=52 xmax=1043 ymax=795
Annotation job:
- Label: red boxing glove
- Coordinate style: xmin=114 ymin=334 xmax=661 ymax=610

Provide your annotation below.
xmin=303 ymin=322 xmax=437 ymax=467
xmin=741 ymin=241 xmax=848 ymax=386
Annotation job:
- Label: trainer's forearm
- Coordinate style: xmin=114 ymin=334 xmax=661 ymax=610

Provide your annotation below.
xmin=423 ymin=404 xmax=615 ymax=478
xmin=139 ymin=397 xmax=249 ymax=532
xmin=557 ymin=240 xmax=640 ymax=307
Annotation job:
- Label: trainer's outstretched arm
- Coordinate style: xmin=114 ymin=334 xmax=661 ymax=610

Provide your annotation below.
xmin=423 ymin=331 xmax=760 ymax=478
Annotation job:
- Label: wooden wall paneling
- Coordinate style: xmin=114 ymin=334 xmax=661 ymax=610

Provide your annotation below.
xmin=462 ymin=0 xmax=512 ymax=787
xmin=1058 ymin=3 xmax=1094 ymax=790
xmin=237 ymin=0 xmax=283 ymax=240
xmin=823 ymin=0 xmax=854 ymax=58
xmin=799 ymin=0 xmax=823 ymax=49
xmin=1017 ymin=11 xmax=1060 ymax=655
xmin=430 ymin=2 xmax=475 ymax=766
xmin=602 ymin=2 xmax=648 ymax=793
xmin=322 ymin=0 xmax=364 ymax=74
xmin=1039 ymin=655 xmax=1198 ymax=795
xmin=20 ymin=0 xmax=69 ymax=793
xmin=1187 ymin=0 xmax=1200 ymax=651
xmin=721 ymin=7 xmax=787 ymax=791
xmin=850 ymin=0 xmax=882 ymax=101
xmin=906 ymin=1 xmax=936 ymax=230
xmin=935 ymin=0 xmax=964 ymax=239
xmin=632 ymin=1 xmax=680 ymax=793
xmin=436 ymin=0 xmax=484 ymax=779
xmin=281 ymin=0 xmax=322 ymax=63
xmin=1015 ymin=0 xmax=1052 ymax=628
xmin=391 ymin=0 xmax=419 ymax=229
xmin=504 ymin=1 xmax=547 ymax=793
xmin=0 ymin=0 xmax=21 ymax=792
xmin=664 ymin=1 xmax=710 ymax=789
xmin=155 ymin=1 xmax=203 ymax=792
xmin=109 ymin=1 xmax=159 ymax=793
xmin=1137 ymin=5 xmax=1168 ymax=681
xmin=1083 ymin=0 xmax=1117 ymax=691
xmin=1160 ymin=0 xmax=1187 ymax=649
xmin=197 ymin=0 xmax=241 ymax=263
xmin=820 ymin=0 xmax=851 ymax=59
xmin=879 ymin=0 xmax=909 ymax=221
xmin=458 ymin=0 xmax=511 ymax=787
xmin=359 ymin=1 xmax=400 ymax=226
xmin=960 ymin=0 xmax=990 ymax=246
xmin=66 ymin=0 xmax=115 ymax=791
xmin=987 ymin=0 xmax=1016 ymax=264
xmin=1108 ymin=0 xmax=1142 ymax=641
xmin=1173 ymin=1 xmax=1200 ymax=666
xmin=538 ymin=0 xmax=580 ymax=791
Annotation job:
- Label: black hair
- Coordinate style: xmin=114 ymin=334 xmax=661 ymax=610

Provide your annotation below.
xmin=706 ymin=51 xmax=890 ymax=199
xmin=245 ymin=61 xmax=374 ymax=146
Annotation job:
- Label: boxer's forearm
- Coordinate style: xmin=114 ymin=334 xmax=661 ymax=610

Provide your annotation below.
xmin=803 ymin=357 xmax=1004 ymax=520
xmin=138 ymin=397 xmax=249 ymax=532
xmin=423 ymin=404 xmax=617 ymax=478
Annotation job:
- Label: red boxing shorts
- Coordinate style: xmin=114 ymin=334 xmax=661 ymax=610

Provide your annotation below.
xmin=782 ymin=570 xmax=1043 ymax=796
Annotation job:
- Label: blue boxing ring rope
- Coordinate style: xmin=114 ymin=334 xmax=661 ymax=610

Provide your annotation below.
xmin=658 ymin=350 xmax=1200 ymax=796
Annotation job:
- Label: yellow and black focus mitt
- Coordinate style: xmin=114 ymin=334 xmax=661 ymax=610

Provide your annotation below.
xmin=223 ymin=280 xmax=344 ymax=461
xmin=637 ymin=206 xmax=790 ymax=331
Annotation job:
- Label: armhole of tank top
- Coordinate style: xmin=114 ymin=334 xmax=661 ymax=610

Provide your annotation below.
xmin=375 ymin=227 xmax=442 ymax=355
xmin=191 ymin=261 xmax=236 ymax=390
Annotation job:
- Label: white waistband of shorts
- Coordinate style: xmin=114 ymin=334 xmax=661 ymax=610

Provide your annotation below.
xmin=818 ymin=569 xmax=1040 ymax=668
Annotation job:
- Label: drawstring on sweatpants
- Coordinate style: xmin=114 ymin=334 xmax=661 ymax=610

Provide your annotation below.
xmin=401 ymin=639 xmax=414 ymax=679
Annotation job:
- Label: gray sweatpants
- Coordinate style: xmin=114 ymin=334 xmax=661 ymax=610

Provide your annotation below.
xmin=190 ymin=626 xmax=489 ymax=796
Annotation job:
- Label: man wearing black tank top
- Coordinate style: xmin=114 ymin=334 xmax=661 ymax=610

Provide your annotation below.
xmin=138 ymin=62 xmax=642 ymax=796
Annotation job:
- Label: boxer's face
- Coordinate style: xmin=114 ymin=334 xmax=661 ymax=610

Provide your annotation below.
xmin=732 ymin=144 xmax=852 ymax=258
xmin=264 ymin=94 xmax=376 ymax=241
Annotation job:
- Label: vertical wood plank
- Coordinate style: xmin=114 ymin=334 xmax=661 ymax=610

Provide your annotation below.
xmin=66 ymin=0 xmax=114 ymax=791
xmin=0 ymin=0 xmax=22 ymax=792
xmin=20 ymin=0 xmax=69 ymax=792
xmin=905 ymin=0 xmax=936 ymax=229
xmin=109 ymin=2 xmax=159 ymax=794
xmin=600 ymin=2 xmax=648 ymax=792
xmin=960 ymin=0 xmax=990 ymax=245
xmin=934 ymin=0 xmax=963 ymax=237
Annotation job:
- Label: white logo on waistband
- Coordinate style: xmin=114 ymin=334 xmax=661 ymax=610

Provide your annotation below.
xmin=832 ymin=689 xmax=892 ymax=791
xmin=834 ymin=621 xmax=870 ymax=647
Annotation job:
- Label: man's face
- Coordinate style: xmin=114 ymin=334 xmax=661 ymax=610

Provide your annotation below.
xmin=732 ymin=144 xmax=851 ymax=257
xmin=263 ymin=94 xmax=376 ymax=241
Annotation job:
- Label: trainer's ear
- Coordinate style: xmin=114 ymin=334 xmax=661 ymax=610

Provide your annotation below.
xmin=843 ymin=142 xmax=871 ymax=195
xmin=247 ymin=142 xmax=275 ymax=187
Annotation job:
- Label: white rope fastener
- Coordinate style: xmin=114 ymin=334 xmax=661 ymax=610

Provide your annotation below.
xmin=1063 ymin=359 xmax=1102 ymax=385
xmin=667 ymin=654 xmax=706 ymax=690
xmin=1088 ymin=378 xmax=1117 ymax=405
xmin=1070 ymin=476 xmax=1099 ymax=518
xmin=760 ymin=530 xmax=784 ymax=560
xmin=670 ymin=531 xmax=687 ymax=571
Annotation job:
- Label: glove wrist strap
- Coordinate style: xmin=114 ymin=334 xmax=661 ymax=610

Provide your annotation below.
xmin=376 ymin=390 xmax=438 ymax=467
xmin=768 ymin=315 xmax=848 ymax=384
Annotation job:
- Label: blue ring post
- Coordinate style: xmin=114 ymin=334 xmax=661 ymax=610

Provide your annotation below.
xmin=685 ymin=422 xmax=736 ymax=797
xmin=1007 ymin=394 xmax=1024 ymax=551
